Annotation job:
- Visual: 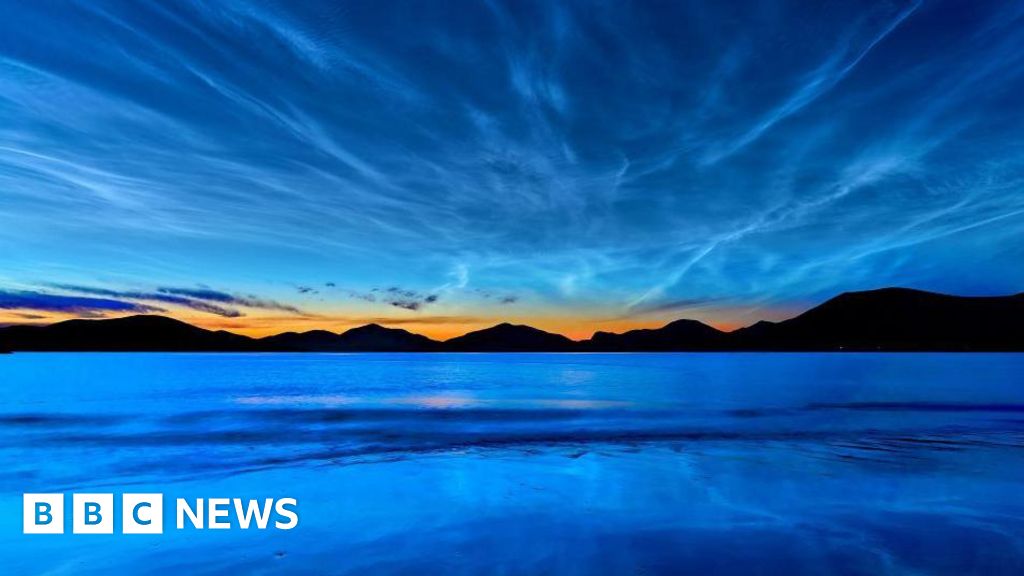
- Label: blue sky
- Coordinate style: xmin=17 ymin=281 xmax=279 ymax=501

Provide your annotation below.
xmin=1 ymin=0 xmax=1023 ymax=337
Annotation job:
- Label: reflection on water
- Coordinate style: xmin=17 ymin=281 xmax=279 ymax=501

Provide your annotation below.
xmin=0 ymin=353 xmax=1022 ymax=574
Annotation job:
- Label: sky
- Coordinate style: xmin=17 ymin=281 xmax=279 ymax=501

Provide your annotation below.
xmin=1 ymin=0 xmax=1023 ymax=339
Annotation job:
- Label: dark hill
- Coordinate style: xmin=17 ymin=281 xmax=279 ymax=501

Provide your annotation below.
xmin=338 ymin=323 xmax=441 ymax=351
xmin=258 ymin=329 xmax=342 ymax=351
xmin=260 ymin=324 xmax=441 ymax=351
xmin=583 ymin=319 xmax=726 ymax=351
xmin=730 ymin=288 xmax=1024 ymax=351
xmin=1 ymin=288 xmax=1021 ymax=352
xmin=0 ymin=315 xmax=256 ymax=351
xmin=443 ymin=323 xmax=577 ymax=351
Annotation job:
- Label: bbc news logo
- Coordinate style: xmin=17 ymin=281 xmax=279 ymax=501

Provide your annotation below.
xmin=23 ymin=493 xmax=298 ymax=534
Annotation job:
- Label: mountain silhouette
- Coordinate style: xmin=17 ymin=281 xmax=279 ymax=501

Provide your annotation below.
xmin=729 ymin=287 xmax=1024 ymax=351
xmin=583 ymin=319 xmax=726 ymax=351
xmin=444 ymin=323 xmax=576 ymax=351
xmin=259 ymin=329 xmax=338 ymax=351
xmin=0 ymin=315 xmax=256 ymax=351
xmin=262 ymin=324 xmax=440 ymax=351
xmin=1 ymin=288 xmax=1021 ymax=352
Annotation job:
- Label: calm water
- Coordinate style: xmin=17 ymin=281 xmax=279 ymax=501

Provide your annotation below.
xmin=0 ymin=353 xmax=1023 ymax=574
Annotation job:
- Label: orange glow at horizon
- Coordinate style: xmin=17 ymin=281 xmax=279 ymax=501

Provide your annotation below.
xmin=173 ymin=312 xmax=688 ymax=340
xmin=0 ymin=304 xmax=794 ymax=340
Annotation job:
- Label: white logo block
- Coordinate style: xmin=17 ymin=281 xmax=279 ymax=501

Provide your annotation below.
xmin=72 ymin=493 xmax=113 ymax=534
xmin=122 ymin=493 xmax=163 ymax=534
xmin=23 ymin=493 xmax=64 ymax=534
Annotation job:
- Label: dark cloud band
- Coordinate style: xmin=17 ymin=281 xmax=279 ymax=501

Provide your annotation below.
xmin=38 ymin=284 xmax=306 ymax=318
xmin=0 ymin=289 xmax=163 ymax=315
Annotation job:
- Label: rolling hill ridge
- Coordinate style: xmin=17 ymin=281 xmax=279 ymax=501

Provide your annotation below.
xmin=1 ymin=288 xmax=1021 ymax=352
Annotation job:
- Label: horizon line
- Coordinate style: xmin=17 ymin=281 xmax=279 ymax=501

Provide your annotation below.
xmin=4 ymin=286 xmax=1021 ymax=343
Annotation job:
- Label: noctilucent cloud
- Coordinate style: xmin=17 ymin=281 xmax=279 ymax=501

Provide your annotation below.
xmin=1 ymin=1 xmax=1023 ymax=338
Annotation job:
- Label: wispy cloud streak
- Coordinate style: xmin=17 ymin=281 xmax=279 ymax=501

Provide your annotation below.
xmin=0 ymin=0 xmax=1021 ymax=329
xmin=0 ymin=289 xmax=162 ymax=315
xmin=700 ymin=1 xmax=922 ymax=165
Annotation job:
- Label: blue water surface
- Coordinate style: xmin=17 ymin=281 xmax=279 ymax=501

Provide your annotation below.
xmin=0 ymin=353 xmax=1022 ymax=574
